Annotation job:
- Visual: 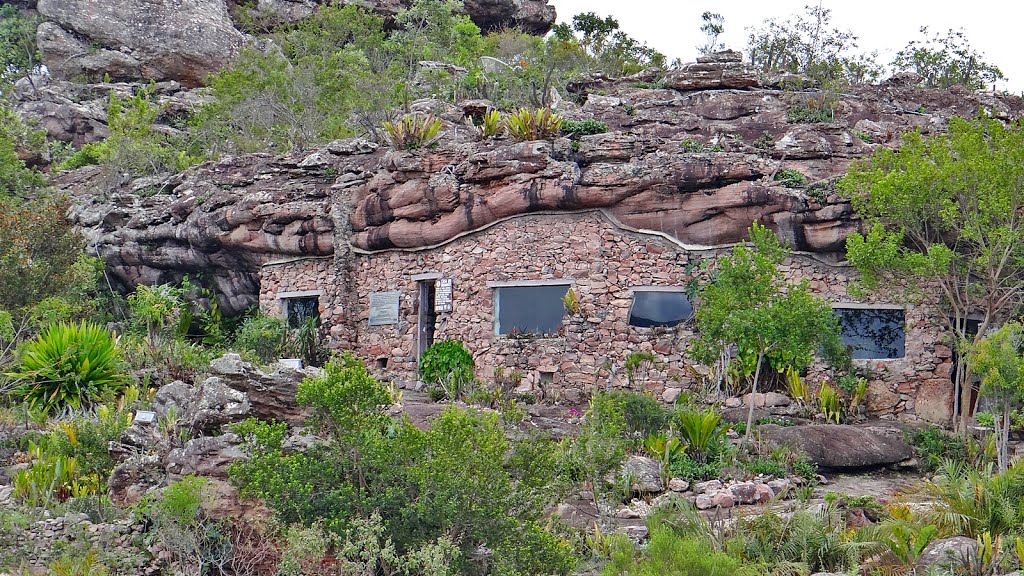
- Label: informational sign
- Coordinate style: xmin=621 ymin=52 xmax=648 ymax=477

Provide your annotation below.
xmin=134 ymin=411 xmax=156 ymax=424
xmin=279 ymin=358 xmax=303 ymax=369
xmin=369 ymin=291 xmax=400 ymax=325
xmin=434 ymin=278 xmax=453 ymax=313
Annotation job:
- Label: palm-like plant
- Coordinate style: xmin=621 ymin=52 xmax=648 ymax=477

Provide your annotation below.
xmin=673 ymin=408 xmax=724 ymax=463
xmin=8 ymin=321 xmax=126 ymax=412
xmin=916 ymin=460 xmax=1020 ymax=538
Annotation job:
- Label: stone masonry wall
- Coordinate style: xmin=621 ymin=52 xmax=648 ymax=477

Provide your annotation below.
xmin=259 ymin=211 xmax=955 ymax=424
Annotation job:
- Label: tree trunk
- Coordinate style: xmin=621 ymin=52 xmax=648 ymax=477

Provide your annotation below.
xmin=743 ymin=353 xmax=764 ymax=446
xmin=999 ymin=406 xmax=1011 ymax=473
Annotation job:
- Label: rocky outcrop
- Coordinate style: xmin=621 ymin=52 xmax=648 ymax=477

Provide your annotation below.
xmin=61 ymin=55 xmax=1024 ymax=309
xmin=12 ymin=75 xmax=210 ymax=146
xmin=760 ymin=423 xmax=914 ymax=470
xmin=37 ymin=0 xmax=246 ymax=87
xmin=207 ymin=353 xmax=315 ymax=423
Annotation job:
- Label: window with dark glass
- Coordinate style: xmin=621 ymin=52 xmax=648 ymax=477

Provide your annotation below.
xmin=833 ymin=307 xmax=905 ymax=359
xmin=629 ymin=290 xmax=693 ymax=327
xmin=285 ymin=296 xmax=320 ymax=329
xmin=494 ymin=284 xmax=569 ymax=335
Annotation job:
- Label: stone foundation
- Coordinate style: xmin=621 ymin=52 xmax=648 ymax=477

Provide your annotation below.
xmin=259 ymin=211 xmax=954 ymax=424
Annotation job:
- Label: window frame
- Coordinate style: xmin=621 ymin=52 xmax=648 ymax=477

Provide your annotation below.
xmin=488 ymin=279 xmax=574 ymax=337
xmin=627 ymin=286 xmax=693 ymax=328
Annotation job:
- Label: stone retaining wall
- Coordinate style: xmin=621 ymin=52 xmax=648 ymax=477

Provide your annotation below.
xmin=259 ymin=211 xmax=955 ymax=424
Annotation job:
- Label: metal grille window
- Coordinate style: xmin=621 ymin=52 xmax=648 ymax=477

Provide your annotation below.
xmin=285 ymin=296 xmax=320 ymax=329
xmin=834 ymin=307 xmax=905 ymax=359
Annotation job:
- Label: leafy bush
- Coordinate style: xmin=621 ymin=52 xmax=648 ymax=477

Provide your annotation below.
xmin=591 ymin=390 xmax=669 ymax=440
xmin=233 ymin=313 xmax=288 ymax=364
xmin=817 ymin=382 xmax=842 ymax=423
xmin=48 ymin=399 xmax=135 ymax=482
xmin=740 ymin=456 xmax=787 ymax=478
xmin=8 ymin=321 xmax=126 ymax=412
xmin=383 ymin=113 xmax=444 ymax=150
xmin=13 ymin=440 xmax=94 ymax=509
xmin=560 ymin=118 xmax=608 ymax=136
xmin=910 ymin=425 xmax=967 ymax=472
xmin=673 ymin=407 xmax=725 ymax=462
xmin=149 ymin=476 xmax=234 ymax=576
xmin=418 ymin=339 xmax=475 ymax=401
xmin=504 ymin=107 xmax=562 ymax=141
xmin=0 ymin=198 xmax=85 ymax=313
xmin=774 ymin=168 xmax=807 ymax=188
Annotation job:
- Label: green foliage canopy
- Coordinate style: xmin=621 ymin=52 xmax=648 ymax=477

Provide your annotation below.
xmin=841 ymin=115 xmax=1024 ymax=429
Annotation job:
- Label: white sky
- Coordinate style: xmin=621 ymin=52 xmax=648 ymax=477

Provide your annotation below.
xmin=547 ymin=0 xmax=1023 ymax=93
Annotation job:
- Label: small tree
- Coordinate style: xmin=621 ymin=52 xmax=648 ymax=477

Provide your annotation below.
xmin=892 ymin=27 xmax=1004 ymax=89
xmin=691 ymin=222 xmax=844 ymax=443
xmin=840 ymin=115 xmax=1024 ymax=432
xmin=969 ymin=323 xmax=1024 ymax=472
xmin=697 ymin=11 xmax=725 ymax=55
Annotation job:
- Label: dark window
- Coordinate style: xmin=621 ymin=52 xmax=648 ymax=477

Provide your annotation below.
xmin=629 ymin=290 xmax=693 ymax=327
xmin=285 ymin=296 xmax=320 ymax=329
xmin=834 ymin=307 xmax=905 ymax=359
xmin=495 ymin=284 xmax=569 ymax=335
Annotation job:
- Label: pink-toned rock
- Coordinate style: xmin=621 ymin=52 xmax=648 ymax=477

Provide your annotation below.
xmin=711 ymin=491 xmax=735 ymax=509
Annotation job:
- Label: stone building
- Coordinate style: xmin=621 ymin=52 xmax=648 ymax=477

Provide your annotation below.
xmin=258 ymin=208 xmax=955 ymax=424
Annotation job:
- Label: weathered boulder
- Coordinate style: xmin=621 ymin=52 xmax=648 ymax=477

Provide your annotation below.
xmin=759 ymin=423 xmax=914 ymax=470
xmin=917 ymin=536 xmax=977 ymax=572
xmin=37 ymin=0 xmax=246 ymax=87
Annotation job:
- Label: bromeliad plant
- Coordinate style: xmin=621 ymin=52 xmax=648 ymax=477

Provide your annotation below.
xmin=383 ymin=113 xmax=443 ymax=150
xmin=8 ymin=321 xmax=126 ymax=412
xmin=504 ymin=107 xmax=562 ymax=141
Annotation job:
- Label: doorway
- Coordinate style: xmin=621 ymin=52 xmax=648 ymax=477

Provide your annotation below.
xmin=417 ymin=279 xmax=437 ymax=361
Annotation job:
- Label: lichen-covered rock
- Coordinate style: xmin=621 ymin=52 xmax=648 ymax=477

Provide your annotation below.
xmin=208 ymin=353 xmax=315 ymax=423
xmin=190 ymin=377 xmax=251 ymax=434
xmin=165 ymin=434 xmax=244 ymax=478
xmin=612 ymin=455 xmax=664 ymax=494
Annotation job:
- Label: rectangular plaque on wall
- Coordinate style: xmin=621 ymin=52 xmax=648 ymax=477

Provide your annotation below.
xmin=435 ymin=278 xmax=453 ymax=312
xmin=368 ymin=291 xmax=400 ymax=325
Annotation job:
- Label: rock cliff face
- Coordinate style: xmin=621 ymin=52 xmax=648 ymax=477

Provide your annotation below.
xmin=62 ymin=54 xmax=1024 ymax=311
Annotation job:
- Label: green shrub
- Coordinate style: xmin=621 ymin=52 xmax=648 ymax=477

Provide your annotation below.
xmin=560 ymin=118 xmax=608 ymax=136
xmin=56 ymin=141 xmax=108 ymax=171
xmin=297 ymin=352 xmax=393 ymax=435
xmin=910 ymin=425 xmax=966 ymax=472
xmin=752 ymin=132 xmax=774 ymax=151
xmin=418 ymin=339 xmax=475 ymax=401
xmin=740 ymin=456 xmax=787 ymax=478
xmin=591 ymin=390 xmax=669 ymax=440
xmin=603 ymin=527 xmax=743 ymax=576
xmin=8 ymin=321 xmax=126 ymax=412
xmin=504 ymin=107 xmax=562 ymax=141
xmin=787 ymin=105 xmax=834 ymax=123
xmin=233 ymin=313 xmax=288 ymax=364
xmin=851 ymin=129 xmax=874 ymax=143
xmin=774 ymin=168 xmax=807 ymax=188
xmin=13 ymin=440 xmax=92 ymax=508
xmin=149 ymin=476 xmax=233 ymax=575
xmin=49 ymin=400 xmax=134 ymax=482
xmin=383 ymin=113 xmax=443 ymax=150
